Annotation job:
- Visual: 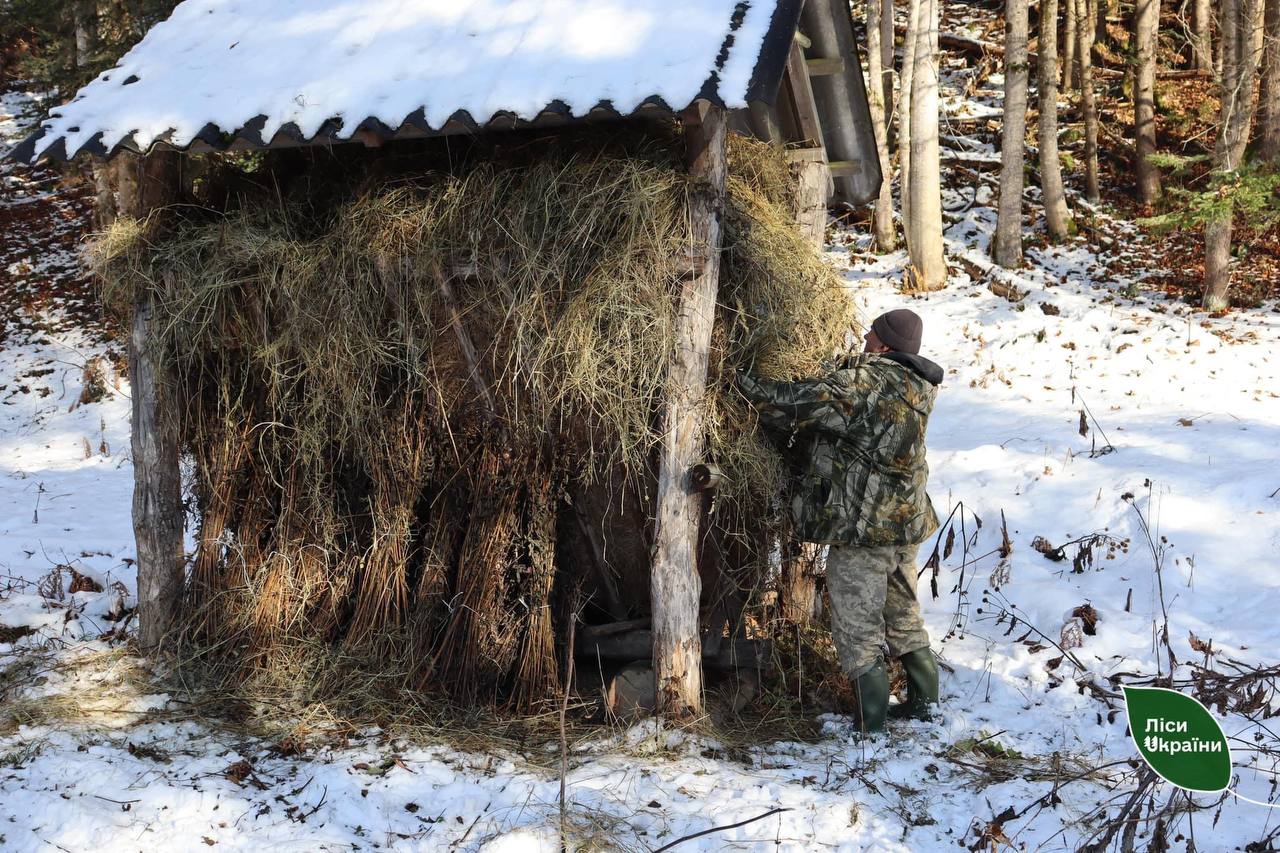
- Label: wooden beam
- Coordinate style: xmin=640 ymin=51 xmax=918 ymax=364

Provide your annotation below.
xmin=805 ymin=57 xmax=845 ymax=76
xmin=784 ymin=41 xmax=824 ymax=147
xmin=791 ymin=153 xmax=830 ymax=246
xmin=826 ymin=160 xmax=862 ymax=177
xmin=649 ymin=105 xmax=728 ymax=720
xmin=118 ymin=150 xmax=185 ymax=650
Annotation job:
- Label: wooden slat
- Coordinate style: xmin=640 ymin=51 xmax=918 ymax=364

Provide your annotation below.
xmin=784 ymin=146 xmax=828 ymax=164
xmin=806 ymin=57 xmax=845 ymax=76
xmin=827 ymin=159 xmax=862 ymax=177
xmin=784 ymin=41 xmax=824 ymax=147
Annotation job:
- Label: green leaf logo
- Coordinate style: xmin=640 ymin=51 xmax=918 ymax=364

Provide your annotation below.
xmin=1123 ymin=686 xmax=1231 ymax=793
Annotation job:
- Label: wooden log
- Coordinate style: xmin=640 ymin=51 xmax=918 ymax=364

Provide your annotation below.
xmin=789 ymin=151 xmax=830 ymax=246
xmin=805 ymin=56 xmax=846 ymax=76
xmin=780 ymin=539 xmax=823 ymax=626
xmin=649 ymin=105 xmax=728 ymax=719
xmin=119 ymin=150 xmax=185 ymax=650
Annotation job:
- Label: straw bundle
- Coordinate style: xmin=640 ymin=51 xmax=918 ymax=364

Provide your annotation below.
xmin=94 ymin=127 xmax=858 ymax=712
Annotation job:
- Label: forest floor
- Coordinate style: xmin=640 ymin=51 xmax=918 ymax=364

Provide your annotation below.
xmin=2 ymin=6 xmax=1280 ymax=850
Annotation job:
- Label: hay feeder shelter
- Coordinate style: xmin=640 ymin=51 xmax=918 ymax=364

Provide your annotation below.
xmin=14 ymin=0 xmax=883 ymax=719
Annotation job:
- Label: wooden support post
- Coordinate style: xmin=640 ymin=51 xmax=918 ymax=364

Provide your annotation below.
xmin=784 ymin=40 xmax=825 ymax=147
xmin=780 ymin=539 xmax=823 ymax=626
xmin=650 ymin=104 xmax=728 ymax=719
xmin=118 ymin=150 xmax=185 ymax=651
xmin=785 ymin=147 xmax=831 ymax=246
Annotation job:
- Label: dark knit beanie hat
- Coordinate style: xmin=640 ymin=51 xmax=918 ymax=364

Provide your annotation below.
xmin=871 ymin=309 xmax=923 ymax=355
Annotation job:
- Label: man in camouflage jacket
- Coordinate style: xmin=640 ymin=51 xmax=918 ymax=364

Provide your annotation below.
xmin=736 ymin=308 xmax=943 ymax=732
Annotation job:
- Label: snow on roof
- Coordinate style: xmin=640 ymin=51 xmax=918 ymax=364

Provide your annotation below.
xmin=15 ymin=0 xmax=802 ymax=163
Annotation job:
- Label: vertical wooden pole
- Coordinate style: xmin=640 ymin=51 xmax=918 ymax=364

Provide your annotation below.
xmin=650 ymin=105 xmax=727 ymax=719
xmin=780 ymin=538 xmax=822 ymax=626
xmin=117 ymin=150 xmax=185 ymax=650
xmin=786 ymin=147 xmax=831 ymax=246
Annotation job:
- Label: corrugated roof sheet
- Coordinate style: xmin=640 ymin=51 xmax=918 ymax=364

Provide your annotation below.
xmin=12 ymin=0 xmax=802 ymax=163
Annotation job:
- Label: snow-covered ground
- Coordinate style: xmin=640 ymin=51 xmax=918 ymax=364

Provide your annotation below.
xmin=4 ymin=43 xmax=1280 ymax=853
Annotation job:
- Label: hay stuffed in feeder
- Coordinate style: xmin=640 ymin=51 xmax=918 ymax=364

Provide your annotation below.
xmin=94 ymin=128 xmax=858 ymax=713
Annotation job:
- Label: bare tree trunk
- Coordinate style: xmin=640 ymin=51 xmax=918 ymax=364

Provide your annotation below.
xmin=907 ymin=0 xmax=947 ymax=289
xmin=1254 ymin=0 xmax=1267 ymax=61
xmin=880 ymin=0 xmax=896 ymax=118
xmin=1203 ymin=0 xmax=1263 ymax=311
xmin=1080 ymin=0 xmax=1102 ymax=201
xmin=1134 ymin=0 xmax=1163 ymax=204
xmin=995 ymin=0 xmax=1031 ymax=267
xmin=118 ymin=151 xmax=185 ymax=651
xmin=1039 ymin=0 xmax=1075 ymax=239
xmin=1193 ymin=0 xmax=1215 ymax=71
xmin=1063 ymin=0 xmax=1079 ymax=90
xmin=899 ymin=0 xmax=920 ymax=232
xmin=1096 ymin=0 xmax=1114 ymax=47
xmin=867 ymin=0 xmax=897 ymax=250
xmin=650 ymin=106 xmax=728 ymax=719
xmin=72 ymin=1 xmax=95 ymax=69
xmin=1259 ymin=0 xmax=1280 ymax=161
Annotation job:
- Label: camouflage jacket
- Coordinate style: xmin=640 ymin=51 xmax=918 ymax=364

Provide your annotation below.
xmin=736 ymin=352 xmax=943 ymax=547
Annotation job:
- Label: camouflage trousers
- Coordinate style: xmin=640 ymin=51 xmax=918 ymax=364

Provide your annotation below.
xmin=825 ymin=543 xmax=931 ymax=679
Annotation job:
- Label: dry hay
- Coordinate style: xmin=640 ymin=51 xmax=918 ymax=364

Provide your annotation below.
xmin=93 ymin=126 xmax=858 ymax=717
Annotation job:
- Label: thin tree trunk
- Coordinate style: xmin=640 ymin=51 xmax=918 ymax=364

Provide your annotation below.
xmin=73 ymin=2 xmax=95 ymax=70
xmin=867 ymin=0 xmax=897 ymax=251
xmin=1254 ymin=0 xmax=1267 ymax=62
xmin=1040 ymin=0 xmax=1075 ymax=239
xmin=1080 ymin=0 xmax=1102 ymax=201
xmin=1096 ymin=0 xmax=1114 ymax=47
xmin=1193 ymin=0 xmax=1215 ymax=72
xmin=650 ymin=106 xmax=728 ymax=719
xmin=1259 ymin=0 xmax=1280 ymax=161
xmin=995 ymin=0 xmax=1031 ymax=267
xmin=1134 ymin=0 xmax=1163 ymax=204
xmin=907 ymin=0 xmax=947 ymax=289
xmin=1203 ymin=0 xmax=1263 ymax=311
xmin=1063 ymin=0 xmax=1079 ymax=90
xmin=899 ymin=0 xmax=920 ymax=232
xmin=880 ymin=0 xmax=895 ymax=120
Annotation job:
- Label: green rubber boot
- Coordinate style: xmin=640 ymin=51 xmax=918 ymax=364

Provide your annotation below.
xmin=888 ymin=647 xmax=939 ymax=721
xmin=853 ymin=660 xmax=890 ymax=733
